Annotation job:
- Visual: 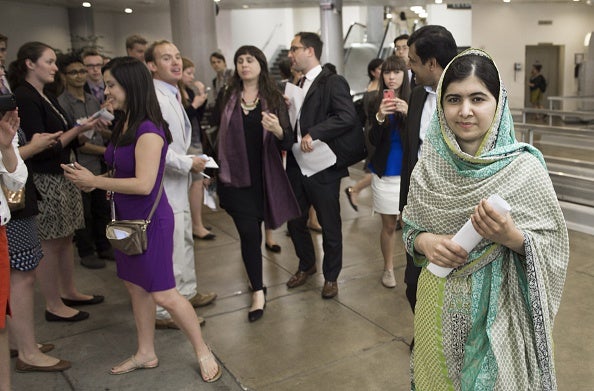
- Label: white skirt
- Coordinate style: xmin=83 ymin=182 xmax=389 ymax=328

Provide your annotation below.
xmin=371 ymin=174 xmax=401 ymax=215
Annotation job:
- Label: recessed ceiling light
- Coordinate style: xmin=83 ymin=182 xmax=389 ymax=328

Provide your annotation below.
xmin=435 ymin=0 xmax=443 ymax=4
xmin=82 ymin=2 xmax=91 ymax=7
xmin=242 ymin=4 xmax=249 ymax=8
xmin=503 ymin=0 xmax=511 ymax=3
xmin=124 ymin=8 xmax=133 ymax=13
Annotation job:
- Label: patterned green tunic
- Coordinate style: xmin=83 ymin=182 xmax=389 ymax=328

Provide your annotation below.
xmin=402 ymin=49 xmax=569 ymax=391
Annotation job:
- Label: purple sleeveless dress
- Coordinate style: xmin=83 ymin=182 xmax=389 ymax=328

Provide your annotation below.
xmin=104 ymin=121 xmax=175 ymax=292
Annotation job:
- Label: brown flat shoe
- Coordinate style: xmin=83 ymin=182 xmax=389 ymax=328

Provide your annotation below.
xmin=15 ymin=358 xmax=71 ymax=373
xmin=286 ymin=266 xmax=316 ymax=288
xmin=109 ymin=355 xmax=159 ymax=375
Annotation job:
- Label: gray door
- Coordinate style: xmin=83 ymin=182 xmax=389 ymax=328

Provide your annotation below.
xmin=525 ymin=45 xmax=561 ymax=109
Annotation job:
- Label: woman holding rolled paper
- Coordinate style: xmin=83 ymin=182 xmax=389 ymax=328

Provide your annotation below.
xmin=402 ymin=49 xmax=569 ymax=390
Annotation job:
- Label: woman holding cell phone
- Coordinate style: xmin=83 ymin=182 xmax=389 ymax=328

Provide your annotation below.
xmin=368 ymin=55 xmax=410 ymax=288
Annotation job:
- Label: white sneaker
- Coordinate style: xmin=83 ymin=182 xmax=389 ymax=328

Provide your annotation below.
xmin=381 ymin=269 xmax=396 ymax=288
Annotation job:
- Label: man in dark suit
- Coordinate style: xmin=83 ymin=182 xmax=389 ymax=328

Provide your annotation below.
xmin=285 ymin=32 xmax=358 ymax=299
xmin=400 ymin=26 xmax=457 ymax=317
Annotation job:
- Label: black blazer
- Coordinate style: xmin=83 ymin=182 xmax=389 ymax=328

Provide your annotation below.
xmin=368 ymin=102 xmax=406 ymax=178
xmin=288 ymin=67 xmax=358 ymax=183
xmin=399 ymin=85 xmax=428 ymax=211
xmin=14 ymin=81 xmax=79 ymax=175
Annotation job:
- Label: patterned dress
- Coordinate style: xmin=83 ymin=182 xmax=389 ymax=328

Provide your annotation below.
xmin=402 ymin=50 xmax=569 ymax=391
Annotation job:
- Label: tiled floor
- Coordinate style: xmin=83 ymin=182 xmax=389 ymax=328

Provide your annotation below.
xmin=9 ymin=165 xmax=594 ymax=390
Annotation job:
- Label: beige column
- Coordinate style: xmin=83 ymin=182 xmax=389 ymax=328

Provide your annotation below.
xmin=169 ymin=0 xmax=218 ymax=86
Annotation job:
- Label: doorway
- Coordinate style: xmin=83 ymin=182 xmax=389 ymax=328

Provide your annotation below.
xmin=525 ymin=45 xmax=562 ymax=109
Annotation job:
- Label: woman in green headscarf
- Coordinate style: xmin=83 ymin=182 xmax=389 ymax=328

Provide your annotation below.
xmin=402 ymin=49 xmax=569 ymax=391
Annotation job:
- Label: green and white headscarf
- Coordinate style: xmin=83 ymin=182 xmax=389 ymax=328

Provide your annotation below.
xmin=403 ymin=49 xmax=569 ymax=391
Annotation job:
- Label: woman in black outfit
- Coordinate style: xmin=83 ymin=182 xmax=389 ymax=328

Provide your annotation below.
xmin=214 ymin=46 xmax=299 ymax=322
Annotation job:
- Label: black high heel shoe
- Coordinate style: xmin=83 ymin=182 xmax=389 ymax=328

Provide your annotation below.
xmin=248 ymin=287 xmax=267 ymax=322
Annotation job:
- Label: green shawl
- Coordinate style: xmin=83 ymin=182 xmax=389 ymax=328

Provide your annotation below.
xmin=402 ymin=49 xmax=569 ymax=391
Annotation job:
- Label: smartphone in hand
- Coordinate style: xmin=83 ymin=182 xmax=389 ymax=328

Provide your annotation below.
xmin=383 ymin=89 xmax=395 ymax=100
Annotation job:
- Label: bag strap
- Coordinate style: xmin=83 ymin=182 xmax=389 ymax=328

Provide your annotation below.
xmin=110 ymin=144 xmax=164 ymax=224
xmin=110 ymin=175 xmax=163 ymax=223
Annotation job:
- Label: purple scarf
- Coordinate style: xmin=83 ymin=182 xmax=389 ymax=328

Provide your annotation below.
xmin=218 ymin=92 xmax=300 ymax=229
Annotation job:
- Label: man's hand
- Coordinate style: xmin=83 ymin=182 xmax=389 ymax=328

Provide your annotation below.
xmin=300 ymin=134 xmax=314 ymax=153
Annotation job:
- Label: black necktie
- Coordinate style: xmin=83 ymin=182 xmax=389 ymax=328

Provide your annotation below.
xmin=298 ymin=76 xmax=306 ymax=88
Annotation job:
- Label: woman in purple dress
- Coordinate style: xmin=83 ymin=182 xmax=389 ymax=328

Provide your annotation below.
xmin=62 ymin=57 xmax=221 ymax=383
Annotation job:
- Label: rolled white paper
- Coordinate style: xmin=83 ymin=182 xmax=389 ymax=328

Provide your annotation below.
xmin=427 ymin=194 xmax=511 ymax=278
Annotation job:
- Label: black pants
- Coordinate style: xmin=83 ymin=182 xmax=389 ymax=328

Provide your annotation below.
xmin=287 ymin=170 xmax=342 ymax=282
xmin=230 ymin=214 xmax=264 ymax=291
xmin=404 ymin=252 xmax=422 ymax=313
xmin=74 ymin=188 xmax=111 ymax=258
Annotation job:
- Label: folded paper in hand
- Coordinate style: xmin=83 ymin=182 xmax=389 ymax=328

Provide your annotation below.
xmin=427 ymin=194 xmax=512 ymax=278
xmin=291 ymin=140 xmax=337 ymax=177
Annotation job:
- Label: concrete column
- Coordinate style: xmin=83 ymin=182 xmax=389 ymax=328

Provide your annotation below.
xmin=169 ymin=0 xmax=218 ymax=85
xmin=319 ymin=0 xmax=344 ymax=75
xmin=366 ymin=6 xmax=384 ymax=47
xmin=68 ymin=7 xmax=95 ymax=51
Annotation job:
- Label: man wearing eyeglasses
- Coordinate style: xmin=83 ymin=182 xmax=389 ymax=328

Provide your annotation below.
xmin=285 ymin=32 xmax=359 ymax=299
xmin=58 ymin=54 xmax=113 ymax=269
xmin=81 ymin=48 xmax=105 ymax=104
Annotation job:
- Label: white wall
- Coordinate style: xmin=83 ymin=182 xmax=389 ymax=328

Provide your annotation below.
xmin=1 ymin=0 xmax=592 ymax=109
xmin=0 ymin=0 xmax=70 ymax=60
xmin=94 ymin=10 xmax=172 ymax=58
xmin=427 ymin=4 xmax=472 ymax=48
xmin=472 ymin=3 xmax=594 ymax=108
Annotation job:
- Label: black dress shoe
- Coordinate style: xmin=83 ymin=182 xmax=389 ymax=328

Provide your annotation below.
xmin=344 ymin=187 xmax=358 ymax=212
xmin=45 ymin=310 xmax=89 ymax=322
xmin=248 ymin=288 xmax=267 ymax=322
xmin=193 ymin=233 xmax=216 ymax=240
xmin=265 ymin=243 xmax=281 ymax=253
xmin=61 ymin=295 xmax=104 ymax=306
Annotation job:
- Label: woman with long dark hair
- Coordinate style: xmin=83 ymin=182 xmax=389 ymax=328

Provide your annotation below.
xmin=368 ymin=55 xmax=410 ymax=288
xmin=62 ymin=57 xmax=221 ymax=382
xmin=214 ymin=46 xmax=299 ymax=322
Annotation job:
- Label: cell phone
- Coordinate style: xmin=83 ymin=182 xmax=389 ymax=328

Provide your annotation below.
xmin=0 ymin=94 xmax=17 ymax=112
xmin=383 ymin=89 xmax=395 ymax=100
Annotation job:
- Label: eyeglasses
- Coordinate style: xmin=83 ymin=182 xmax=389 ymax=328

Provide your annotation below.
xmin=289 ymin=46 xmax=306 ymax=53
xmin=84 ymin=64 xmax=102 ymax=69
xmin=66 ymin=69 xmax=88 ymax=76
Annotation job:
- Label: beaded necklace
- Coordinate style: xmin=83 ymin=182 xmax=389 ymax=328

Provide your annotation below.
xmin=240 ymin=92 xmax=260 ymax=115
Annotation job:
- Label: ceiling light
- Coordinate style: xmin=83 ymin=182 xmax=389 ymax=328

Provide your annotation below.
xmin=386 ymin=13 xmax=393 ymax=19
xmin=410 ymin=6 xmax=424 ymax=13
xmin=124 ymin=8 xmax=133 ymax=13
xmin=503 ymin=0 xmax=511 ymax=3
xmin=82 ymin=2 xmax=91 ymax=7
xmin=242 ymin=4 xmax=249 ymax=8
xmin=419 ymin=11 xmax=428 ymax=18
xmin=435 ymin=0 xmax=443 ymax=3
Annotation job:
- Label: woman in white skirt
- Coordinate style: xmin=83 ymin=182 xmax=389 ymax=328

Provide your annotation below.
xmin=368 ymin=56 xmax=410 ymax=288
